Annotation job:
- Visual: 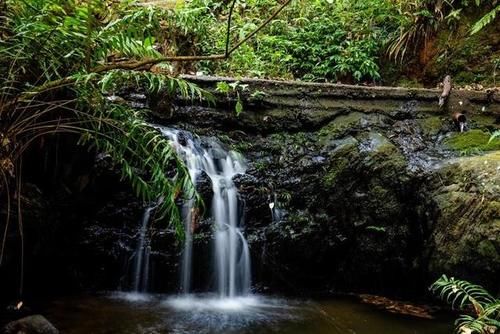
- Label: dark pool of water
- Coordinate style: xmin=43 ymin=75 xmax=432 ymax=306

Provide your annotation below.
xmin=43 ymin=292 xmax=453 ymax=334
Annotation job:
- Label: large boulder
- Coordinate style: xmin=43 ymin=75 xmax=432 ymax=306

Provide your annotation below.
xmin=425 ymin=152 xmax=500 ymax=293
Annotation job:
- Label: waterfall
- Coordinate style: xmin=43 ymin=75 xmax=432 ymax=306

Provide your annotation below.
xmin=132 ymin=206 xmax=153 ymax=292
xmin=159 ymin=127 xmax=251 ymax=298
xmin=269 ymin=193 xmax=284 ymax=223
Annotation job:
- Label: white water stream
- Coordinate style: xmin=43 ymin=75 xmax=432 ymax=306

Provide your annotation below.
xmin=132 ymin=206 xmax=153 ymax=292
xmin=159 ymin=127 xmax=251 ymax=298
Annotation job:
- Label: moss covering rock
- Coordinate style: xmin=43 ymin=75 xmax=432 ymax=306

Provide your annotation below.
xmin=417 ymin=116 xmax=444 ymax=138
xmin=444 ymin=129 xmax=500 ymax=152
xmin=152 ymin=82 xmax=500 ymax=295
xmin=425 ymin=152 xmax=500 ymax=292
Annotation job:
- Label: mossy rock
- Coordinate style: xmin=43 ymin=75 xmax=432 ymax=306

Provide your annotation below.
xmin=358 ymin=132 xmax=407 ymax=176
xmin=319 ymin=112 xmax=365 ymax=140
xmin=477 ymin=239 xmax=500 ymax=265
xmin=319 ymin=112 xmax=388 ymax=144
xmin=323 ymin=137 xmax=359 ymax=187
xmin=426 ymin=152 xmax=500 ymax=289
xmin=417 ymin=116 xmax=444 ymax=137
xmin=444 ymin=129 xmax=500 ymax=152
xmin=469 ymin=114 xmax=500 ymax=131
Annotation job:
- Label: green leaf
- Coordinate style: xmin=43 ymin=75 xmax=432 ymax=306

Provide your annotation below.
xmin=235 ymin=98 xmax=243 ymax=116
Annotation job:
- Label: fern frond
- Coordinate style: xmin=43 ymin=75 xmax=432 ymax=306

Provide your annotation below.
xmin=431 ymin=276 xmax=500 ymax=334
xmin=470 ymin=4 xmax=500 ymax=35
xmin=430 ymin=275 xmax=496 ymax=310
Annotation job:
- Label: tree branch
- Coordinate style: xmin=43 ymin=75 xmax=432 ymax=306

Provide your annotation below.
xmin=14 ymin=0 xmax=293 ymax=100
xmin=225 ymin=0 xmax=238 ymax=56
xmin=228 ymin=0 xmax=292 ymax=55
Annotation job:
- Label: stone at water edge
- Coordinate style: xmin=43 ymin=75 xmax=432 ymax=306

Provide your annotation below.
xmin=3 ymin=315 xmax=59 ymax=334
xmin=425 ymin=151 xmax=500 ymax=291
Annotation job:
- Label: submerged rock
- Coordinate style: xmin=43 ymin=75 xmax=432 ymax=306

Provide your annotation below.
xmin=3 ymin=315 xmax=59 ymax=334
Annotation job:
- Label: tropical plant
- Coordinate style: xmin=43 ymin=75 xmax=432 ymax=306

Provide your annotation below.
xmin=490 ymin=130 xmax=500 ymax=143
xmin=215 ymin=81 xmax=248 ymax=115
xmin=430 ymin=275 xmax=500 ymax=334
xmin=187 ymin=0 xmax=401 ymax=82
xmin=387 ymin=0 xmax=448 ymax=62
xmin=0 ymin=0 xmax=292 ymax=299
xmin=0 ymin=0 xmax=204 ymax=235
xmin=388 ymin=0 xmax=500 ymax=62
xmin=470 ymin=2 xmax=500 ymax=35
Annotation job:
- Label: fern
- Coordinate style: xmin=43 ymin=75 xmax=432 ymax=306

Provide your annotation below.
xmin=470 ymin=4 xmax=500 ymax=35
xmin=0 ymin=0 xmax=211 ymax=238
xmin=430 ymin=275 xmax=500 ymax=334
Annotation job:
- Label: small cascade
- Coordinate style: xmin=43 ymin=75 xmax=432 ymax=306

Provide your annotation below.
xmin=159 ymin=127 xmax=251 ymax=298
xmin=269 ymin=193 xmax=284 ymax=223
xmin=132 ymin=206 xmax=153 ymax=292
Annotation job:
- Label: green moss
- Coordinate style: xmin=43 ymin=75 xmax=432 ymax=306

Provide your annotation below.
xmin=319 ymin=112 xmax=365 ymax=140
xmin=477 ymin=240 xmax=500 ymax=262
xmin=323 ymin=140 xmax=359 ymax=187
xmin=232 ymin=141 xmax=253 ymax=152
xmin=418 ymin=116 xmax=443 ymax=137
xmin=470 ymin=115 xmax=499 ymax=130
xmin=253 ymin=161 xmax=267 ymax=171
xmin=444 ymin=130 xmax=500 ymax=152
xmin=361 ymin=132 xmax=405 ymax=163
xmin=324 ymin=157 xmax=350 ymax=187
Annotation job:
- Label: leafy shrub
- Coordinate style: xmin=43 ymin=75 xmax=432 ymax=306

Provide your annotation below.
xmin=177 ymin=0 xmax=401 ymax=82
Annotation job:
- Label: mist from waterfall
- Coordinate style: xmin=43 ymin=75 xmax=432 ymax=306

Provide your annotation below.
xmin=159 ymin=127 xmax=251 ymax=298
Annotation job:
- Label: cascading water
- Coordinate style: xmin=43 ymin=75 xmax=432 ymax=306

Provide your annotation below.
xmin=269 ymin=193 xmax=284 ymax=223
xmin=132 ymin=206 xmax=153 ymax=292
xmin=159 ymin=127 xmax=251 ymax=298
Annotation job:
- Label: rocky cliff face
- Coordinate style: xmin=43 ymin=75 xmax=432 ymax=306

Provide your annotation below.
xmin=149 ymin=77 xmax=499 ymax=296
xmin=2 ymin=78 xmax=497 ymax=301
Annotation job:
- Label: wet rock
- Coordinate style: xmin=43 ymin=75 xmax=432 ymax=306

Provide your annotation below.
xmin=6 ymin=84 xmax=498 ymax=299
xmin=158 ymin=96 xmax=499 ymax=295
xmin=425 ymin=152 xmax=500 ymax=293
xmin=194 ymin=171 xmax=213 ymax=203
xmin=3 ymin=315 xmax=59 ymax=334
xmin=416 ymin=116 xmax=444 ymax=138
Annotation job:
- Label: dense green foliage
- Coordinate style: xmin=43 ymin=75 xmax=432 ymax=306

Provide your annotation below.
xmin=431 ymin=275 xmax=500 ymax=334
xmin=0 ymin=0 xmax=206 ymax=239
xmin=169 ymin=0 xmax=499 ymax=84
xmin=178 ymin=0 xmax=402 ymax=82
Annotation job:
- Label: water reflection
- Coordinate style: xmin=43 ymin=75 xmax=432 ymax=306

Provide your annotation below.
xmin=44 ymin=293 xmax=453 ymax=334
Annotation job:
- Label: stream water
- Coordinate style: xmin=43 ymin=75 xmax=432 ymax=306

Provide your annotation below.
xmin=86 ymin=128 xmax=454 ymax=334
xmin=43 ymin=293 xmax=453 ymax=334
